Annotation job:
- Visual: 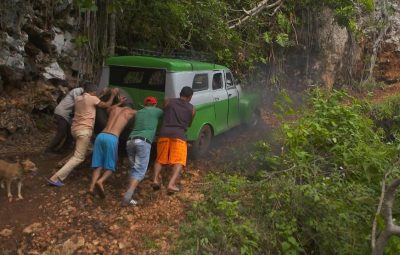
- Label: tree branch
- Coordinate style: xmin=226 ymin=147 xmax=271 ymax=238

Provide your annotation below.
xmin=228 ymin=0 xmax=284 ymax=29
xmin=373 ymin=177 xmax=400 ymax=255
xmin=371 ymin=171 xmax=390 ymax=251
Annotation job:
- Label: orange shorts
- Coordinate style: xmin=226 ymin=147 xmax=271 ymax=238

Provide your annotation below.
xmin=156 ymin=137 xmax=187 ymax=166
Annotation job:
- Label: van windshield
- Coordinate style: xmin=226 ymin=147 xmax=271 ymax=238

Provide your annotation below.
xmin=109 ymin=66 xmax=166 ymax=92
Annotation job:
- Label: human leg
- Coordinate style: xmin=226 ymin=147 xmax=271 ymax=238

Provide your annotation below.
xmin=152 ymin=162 xmax=163 ymax=188
xmin=123 ymin=140 xmax=151 ymax=203
xmin=166 ymin=139 xmax=187 ymax=192
xmin=167 ymin=164 xmax=183 ymax=191
xmin=45 ymin=115 xmax=69 ymax=153
xmin=89 ymin=167 xmax=102 ymax=193
xmin=93 ymin=133 xmax=118 ymax=198
xmin=152 ymin=138 xmax=169 ymax=187
xmin=49 ymin=129 xmax=92 ymax=182
xmin=95 ymin=170 xmax=113 ymax=198
xmin=60 ymin=122 xmax=73 ymax=152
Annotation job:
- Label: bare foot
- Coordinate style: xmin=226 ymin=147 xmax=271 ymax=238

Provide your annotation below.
xmin=151 ymin=182 xmax=161 ymax=190
xmin=95 ymin=182 xmax=106 ymax=199
xmin=166 ymin=186 xmax=180 ymax=195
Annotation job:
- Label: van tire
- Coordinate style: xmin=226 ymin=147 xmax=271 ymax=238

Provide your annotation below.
xmin=247 ymin=108 xmax=261 ymax=127
xmin=190 ymin=125 xmax=212 ymax=159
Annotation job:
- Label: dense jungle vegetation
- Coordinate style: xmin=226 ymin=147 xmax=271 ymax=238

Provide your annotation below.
xmin=73 ymin=0 xmax=375 ymax=80
xmin=2 ymin=0 xmax=398 ymax=254
xmin=173 ymin=90 xmax=400 ymax=254
xmin=73 ymin=0 xmax=399 ymax=254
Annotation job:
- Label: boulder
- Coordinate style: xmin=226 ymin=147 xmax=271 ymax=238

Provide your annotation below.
xmin=43 ymin=62 xmax=66 ymax=80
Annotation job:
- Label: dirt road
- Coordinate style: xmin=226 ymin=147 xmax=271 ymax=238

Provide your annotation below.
xmin=0 ymin=109 xmax=275 ymax=254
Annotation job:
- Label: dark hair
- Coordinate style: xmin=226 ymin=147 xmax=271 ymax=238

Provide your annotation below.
xmin=180 ymin=86 xmax=193 ymax=98
xmin=83 ymin=81 xmax=97 ymax=93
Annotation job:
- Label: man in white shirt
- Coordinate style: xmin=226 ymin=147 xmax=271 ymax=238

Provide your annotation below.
xmin=45 ymin=87 xmax=83 ymax=154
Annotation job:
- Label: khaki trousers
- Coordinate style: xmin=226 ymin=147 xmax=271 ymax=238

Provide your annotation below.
xmin=55 ymin=129 xmax=92 ymax=181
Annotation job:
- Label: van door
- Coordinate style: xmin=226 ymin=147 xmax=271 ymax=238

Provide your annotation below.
xmin=225 ymin=71 xmax=240 ymax=127
xmin=212 ymin=71 xmax=229 ymax=134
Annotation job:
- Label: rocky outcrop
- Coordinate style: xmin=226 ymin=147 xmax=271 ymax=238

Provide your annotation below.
xmin=0 ymin=0 xmax=77 ymax=90
xmin=0 ymin=0 xmax=77 ymax=136
xmin=0 ymin=81 xmax=58 ymax=134
xmin=375 ymin=2 xmax=400 ymax=83
xmin=314 ymin=9 xmax=349 ymax=89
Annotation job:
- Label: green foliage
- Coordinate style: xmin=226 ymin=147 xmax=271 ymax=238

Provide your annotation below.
xmin=279 ymin=89 xmax=395 ymax=182
xmin=370 ymin=93 xmax=400 ymax=142
xmin=174 ymin=174 xmax=260 ymax=255
xmin=175 ymin=89 xmax=400 ymax=254
xmin=74 ymin=0 xmax=98 ymax=12
xmin=73 ymin=35 xmax=89 ymax=48
xmin=71 ymin=0 xmax=374 ymax=78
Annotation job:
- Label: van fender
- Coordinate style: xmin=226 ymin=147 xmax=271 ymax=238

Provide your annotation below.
xmin=239 ymin=92 xmax=261 ymax=125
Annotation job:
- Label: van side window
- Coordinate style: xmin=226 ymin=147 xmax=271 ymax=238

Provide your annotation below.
xmin=212 ymin=73 xmax=223 ymax=90
xmin=192 ymin=74 xmax=209 ymax=92
xmin=226 ymin=72 xmax=234 ymax=88
xmin=110 ymin=66 xmax=165 ymax=92
xmin=148 ymin=70 xmax=165 ymax=88
xmin=123 ymin=71 xmax=144 ymax=84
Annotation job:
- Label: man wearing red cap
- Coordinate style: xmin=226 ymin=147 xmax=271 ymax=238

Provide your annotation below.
xmin=121 ymin=96 xmax=163 ymax=206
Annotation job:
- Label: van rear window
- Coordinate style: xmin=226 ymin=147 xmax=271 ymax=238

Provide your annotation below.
xmin=109 ymin=66 xmax=166 ymax=92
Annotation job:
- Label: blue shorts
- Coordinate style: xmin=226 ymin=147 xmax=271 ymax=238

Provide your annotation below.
xmin=91 ymin=132 xmax=118 ymax=171
xmin=126 ymin=138 xmax=152 ymax=181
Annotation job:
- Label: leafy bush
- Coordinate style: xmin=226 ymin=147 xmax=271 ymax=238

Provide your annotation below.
xmin=175 ymin=89 xmax=400 ymax=254
xmin=370 ymin=94 xmax=400 ymax=140
xmin=174 ymin=174 xmax=260 ymax=255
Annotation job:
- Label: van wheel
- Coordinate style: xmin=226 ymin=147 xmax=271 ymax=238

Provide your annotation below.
xmin=247 ymin=108 xmax=261 ymax=127
xmin=190 ymin=125 xmax=212 ymax=159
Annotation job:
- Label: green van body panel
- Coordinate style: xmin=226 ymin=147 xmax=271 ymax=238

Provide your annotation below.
xmin=106 ymin=56 xmax=227 ymax=72
xmin=186 ymin=102 xmax=216 ymax=141
xmin=239 ymin=92 xmax=261 ymax=124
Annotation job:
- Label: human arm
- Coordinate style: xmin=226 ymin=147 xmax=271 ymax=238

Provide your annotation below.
xmin=97 ymin=88 xmax=119 ymax=108
xmin=113 ymin=95 xmax=128 ymax=107
xmin=106 ymin=96 xmax=127 ymax=114
xmin=189 ymin=107 xmax=196 ymax=127
xmin=163 ymin=97 xmax=170 ymax=109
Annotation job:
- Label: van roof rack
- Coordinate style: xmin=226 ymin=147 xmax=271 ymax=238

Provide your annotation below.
xmin=128 ymin=48 xmax=216 ymax=63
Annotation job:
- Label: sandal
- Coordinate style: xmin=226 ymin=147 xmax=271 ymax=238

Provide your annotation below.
xmin=46 ymin=178 xmax=64 ymax=187
xmin=166 ymin=187 xmax=180 ymax=195
xmin=121 ymin=199 xmax=138 ymax=207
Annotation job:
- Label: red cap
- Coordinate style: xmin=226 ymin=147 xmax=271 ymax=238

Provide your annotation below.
xmin=144 ymin=96 xmax=157 ymax=105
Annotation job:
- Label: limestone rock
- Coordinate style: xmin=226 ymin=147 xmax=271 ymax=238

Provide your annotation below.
xmin=43 ymin=62 xmax=66 ymax=80
xmin=0 ymin=228 xmax=13 ymax=237
xmin=42 ymin=236 xmax=85 ymax=255
xmin=23 ymin=222 xmax=42 ymax=234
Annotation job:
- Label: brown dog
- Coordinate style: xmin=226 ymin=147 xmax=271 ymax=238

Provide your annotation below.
xmin=0 ymin=159 xmax=38 ymax=201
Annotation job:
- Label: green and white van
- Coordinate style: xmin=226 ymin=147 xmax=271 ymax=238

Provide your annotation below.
xmin=98 ymin=55 xmax=260 ymax=158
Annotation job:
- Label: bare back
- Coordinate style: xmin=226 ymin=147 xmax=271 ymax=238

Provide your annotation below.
xmin=102 ymin=106 xmax=136 ymax=137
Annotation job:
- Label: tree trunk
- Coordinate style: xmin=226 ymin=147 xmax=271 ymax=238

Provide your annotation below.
xmin=108 ymin=2 xmax=116 ymax=56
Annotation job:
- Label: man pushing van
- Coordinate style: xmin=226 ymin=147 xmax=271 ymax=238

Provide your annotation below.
xmin=89 ymin=98 xmax=136 ymax=198
xmin=152 ymin=87 xmax=195 ymax=194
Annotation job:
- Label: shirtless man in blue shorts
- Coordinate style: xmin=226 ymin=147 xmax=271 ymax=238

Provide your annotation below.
xmin=89 ymin=99 xmax=136 ymax=198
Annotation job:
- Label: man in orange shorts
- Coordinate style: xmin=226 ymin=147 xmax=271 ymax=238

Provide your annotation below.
xmin=152 ymin=86 xmax=195 ymax=194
